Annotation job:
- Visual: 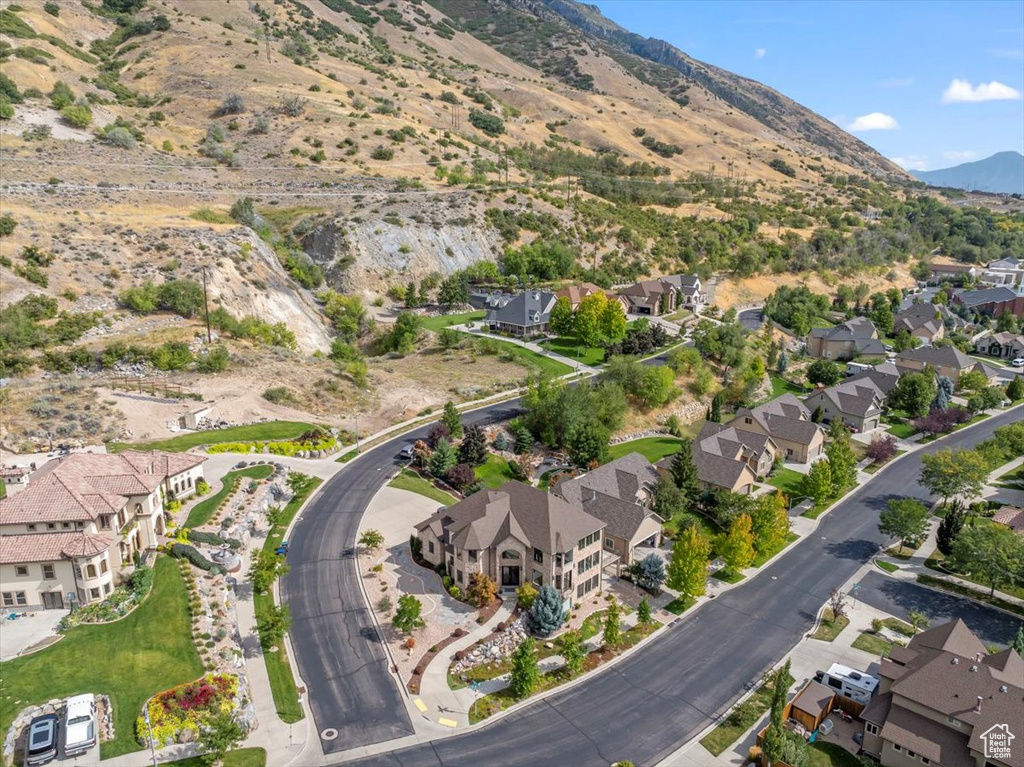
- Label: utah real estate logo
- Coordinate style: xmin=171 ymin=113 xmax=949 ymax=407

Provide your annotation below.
xmin=981 ymin=723 xmax=1014 ymax=761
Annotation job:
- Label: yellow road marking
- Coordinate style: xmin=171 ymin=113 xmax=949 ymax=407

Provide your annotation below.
xmin=414 ymin=699 xmax=428 ymax=713
xmin=438 ymin=717 xmax=458 ymax=728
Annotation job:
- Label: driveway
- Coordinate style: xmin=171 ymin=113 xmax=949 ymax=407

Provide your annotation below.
xmin=738 ymin=307 xmax=764 ymax=331
xmin=0 ymin=610 xmax=67 ymax=660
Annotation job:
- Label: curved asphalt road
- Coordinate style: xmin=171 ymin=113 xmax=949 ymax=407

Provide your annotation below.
xmin=286 ymin=393 xmax=1021 ymax=765
xmin=737 ymin=307 xmax=764 ymax=331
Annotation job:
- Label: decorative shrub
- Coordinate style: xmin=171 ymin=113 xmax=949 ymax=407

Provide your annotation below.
xmin=168 ymin=543 xmax=216 ymax=571
xmin=187 ymin=530 xmax=242 ymax=549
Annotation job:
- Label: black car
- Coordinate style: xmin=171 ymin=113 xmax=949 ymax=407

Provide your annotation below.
xmin=24 ymin=714 xmax=59 ymax=766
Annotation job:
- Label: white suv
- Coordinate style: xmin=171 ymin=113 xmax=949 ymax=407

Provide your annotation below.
xmin=1011 ymin=357 xmax=1024 ymax=367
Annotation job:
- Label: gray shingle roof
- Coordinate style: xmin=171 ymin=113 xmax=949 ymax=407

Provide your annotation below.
xmin=896 ymin=345 xmax=975 ymax=370
xmin=554 ymin=453 xmax=661 ymax=542
xmin=956 ymin=286 xmax=1018 ymax=307
xmin=734 ymin=394 xmax=823 ymax=447
xmin=486 ymin=290 xmax=557 ymax=328
xmin=806 ymin=379 xmax=884 ymax=419
xmin=847 ymin=363 xmax=902 ymax=395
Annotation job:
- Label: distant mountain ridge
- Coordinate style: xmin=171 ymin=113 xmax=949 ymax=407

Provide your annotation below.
xmin=911 ymin=151 xmax=1024 ymax=195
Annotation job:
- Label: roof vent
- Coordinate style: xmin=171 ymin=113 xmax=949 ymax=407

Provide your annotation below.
xmin=975 ymin=696 xmax=983 ymax=713
xmin=999 ymin=685 xmax=1008 ymax=693
xmin=951 ymin=658 xmax=960 ymax=665
xmin=969 ymin=664 xmax=979 ymax=673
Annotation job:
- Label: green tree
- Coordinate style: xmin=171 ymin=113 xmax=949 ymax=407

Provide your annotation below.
xmin=806 ymin=359 xmax=842 ymax=386
xmin=652 ymin=473 xmax=686 ymax=520
xmin=694 ymin=321 xmax=747 ymax=379
xmin=574 ymin=292 xmax=606 ymax=347
xmin=637 ymin=597 xmax=653 ymax=625
xmin=761 ymin=660 xmax=792 ymax=767
xmin=628 ymin=553 xmax=666 ymax=592
xmin=457 ymin=423 xmax=487 ymax=465
xmin=948 ymin=524 xmax=1024 ymax=596
xmin=428 ymin=437 xmax=456 ymax=477
xmin=382 ymin=311 xmax=420 ymax=353
xmin=957 ymin=369 xmax=989 ymax=393
xmin=256 ymin=603 xmax=291 ymax=650
xmin=750 ymin=491 xmax=790 ymax=555
xmin=666 ymin=525 xmax=710 ymax=601
xmin=438 ymin=327 xmax=462 ymax=350
xmin=878 ymin=498 xmax=930 ymax=550
xmin=49 ymin=81 xmax=75 ymax=109
xmin=1012 ymin=624 xmax=1024 ymax=658
xmin=1007 ymin=376 xmax=1024 ymax=402
xmin=60 ymin=103 xmax=93 ymax=129
xmin=825 ymin=432 xmax=857 ymax=495
xmin=404 ymin=280 xmax=419 ymax=308
xmin=437 ymin=273 xmax=469 ymax=311
xmin=566 ymin=419 xmax=610 ymax=467
xmin=603 ymin=598 xmax=622 ymax=647
xmin=513 ymin=423 xmax=533 ymax=455
xmin=442 ymin=400 xmax=464 ymax=438
xmin=719 ymin=514 xmax=755 ymax=574
xmin=509 ymin=637 xmax=539 ymax=698
xmin=708 ymin=392 xmax=723 ymax=423
xmin=550 ymin=296 xmax=575 ymax=337
xmin=358 ymin=529 xmax=385 ymax=554
xmin=907 ymin=610 xmax=930 ymax=633
xmin=802 ymin=459 xmax=833 ymax=506
xmin=600 ymin=300 xmax=627 ymax=343
xmin=561 ymin=629 xmax=586 ymax=676
xmin=888 ymin=372 xmax=938 ymax=418
xmin=920 ymin=449 xmax=989 ymax=507
xmin=198 ymin=711 xmax=245 ymax=767
xmin=936 ymin=499 xmax=966 ymax=555
xmin=777 ymin=348 xmax=788 ymax=375
xmin=670 ymin=440 xmax=702 ymax=505
xmin=393 ymin=594 xmax=425 ymax=633
xmin=635 ymin=366 xmax=677 ymax=409
xmin=871 ymin=303 xmax=894 ymax=336
xmin=527 ymin=584 xmax=564 ymax=635
xmin=249 ymin=549 xmax=289 ymax=594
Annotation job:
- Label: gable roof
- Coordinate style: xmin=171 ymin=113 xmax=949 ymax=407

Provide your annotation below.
xmin=847 ymin=362 xmax=902 ymax=395
xmin=554 ymin=283 xmax=602 ymax=306
xmin=956 ymin=286 xmax=1018 ymax=307
xmin=415 ymin=481 xmax=603 ymax=554
xmin=809 ymin=316 xmax=878 ymax=342
xmin=664 ymin=423 xmax=769 ymax=490
xmin=554 ymin=454 xmax=661 ymax=542
xmin=0 ymin=531 xmax=113 ymax=563
xmin=895 ymin=345 xmax=976 ymax=371
xmin=735 ymin=394 xmax=823 ymax=447
xmin=806 ymin=379 xmax=885 ymax=418
xmin=486 ymin=290 xmax=557 ymax=328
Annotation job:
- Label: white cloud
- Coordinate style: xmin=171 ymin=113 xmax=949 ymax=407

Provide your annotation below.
xmin=848 ymin=112 xmax=900 ymax=131
xmin=754 ymin=47 xmax=767 ymax=59
xmin=941 ymin=78 xmax=1022 ymax=103
xmin=941 ymin=151 xmax=978 ymax=163
xmin=890 ymin=155 xmax=930 ymax=171
xmin=879 ymin=76 xmax=915 ymax=88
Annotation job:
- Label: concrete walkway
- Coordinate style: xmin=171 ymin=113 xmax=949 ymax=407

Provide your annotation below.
xmin=451 ymin=325 xmax=601 ymax=375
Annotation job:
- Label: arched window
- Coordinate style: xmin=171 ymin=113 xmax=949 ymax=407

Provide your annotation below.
xmin=100 ymin=559 xmax=109 ymax=574
xmin=501 ymin=550 xmax=520 ymax=560
xmin=86 ymin=564 xmax=97 ymax=579
xmin=134 ymin=503 xmax=143 ymax=515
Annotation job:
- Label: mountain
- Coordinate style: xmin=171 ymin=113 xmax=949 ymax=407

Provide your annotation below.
xmin=911 ymin=151 xmax=1024 ymax=195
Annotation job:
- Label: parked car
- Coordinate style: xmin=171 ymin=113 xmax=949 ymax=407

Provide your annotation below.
xmin=1011 ymin=357 xmax=1024 ymax=367
xmin=63 ymin=694 xmax=96 ymax=757
xmin=398 ymin=444 xmax=414 ymax=459
xmin=24 ymin=714 xmax=59 ymax=766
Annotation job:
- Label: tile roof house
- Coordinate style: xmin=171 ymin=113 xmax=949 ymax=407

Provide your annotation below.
xmin=486 ymin=289 xmax=558 ymax=337
xmin=894 ymin=346 xmax=999 ymax=385
xmin=893 ymin=303 xmax=946 ymax=344
xmin=973 ymin=331 xmax=1024 ymax=361
xmin=731 ymin=394 xmax=825 ymax=464
xmin=861 ymin=619 xmax=1023 ymax=767
xmin=803 ymin=379 xmax=886 ymax=433
xmin=415 ymin=481 xmax=606 ymax=599
xmin=554 ymin=282 xmax=604 ymax=311
xmin=665 ymin=422 xmax=779 ymax=495
xmin=953 ymin=286 xmax=1024 ymax=318
xmin=0 ymin=450 xmax=205 ymax=611
xmin=805 ymin=317 xmax=886 ymax=360
xmin=553 ymin=453 xmax=663 ymax=567
xmin=847 ymin=361 xmax=902 ymax=396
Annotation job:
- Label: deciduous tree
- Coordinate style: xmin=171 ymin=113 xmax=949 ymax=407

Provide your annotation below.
xmin=666 ymin=525 xmax=710 ymax=601
xmin=561 ymin=629 xmax=586 ymax=676
xmin=603 ymin=597 xmax=622 ymax=647
xmin=825 ymin=433 xmax=857 ymax=495
xmin=550 ymin=296 xmax=575 ymax=337
xmin=801 ymin=459 xmax=833 ymax=507
xmin=948 ymin=524 xmax=1024 ymax=596
xmin=878 ymin=498 xmax=930 ymax=550
xmin=920 ymin=449 xmax=988 ymax=506
xmin=358 ymin=529 xmax=385 ymax=555
xmin=719 ymin=514 xmax=755 ymax=574
xmin=807 ymin=359 xmax=842 ymax=387
xmin=750 ymin=491 xmax=790 ymax=555
xmin=888 ymin=372 xmax=937 ymax=418
xmin=466 ymin=573 xmax=498 ymax=608
xmin=393 ymin=594 xmax=425 ymax=633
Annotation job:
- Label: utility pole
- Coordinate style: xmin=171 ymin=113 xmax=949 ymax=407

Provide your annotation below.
xmin=202 ymin=266 xmax=212 ymax=343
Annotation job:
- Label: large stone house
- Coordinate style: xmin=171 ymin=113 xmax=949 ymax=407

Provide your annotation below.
xmin=731 ymin=394 xmax=825 ymax=464
xmin=553 ymin=453 xmax=662 ymax=568
xmin=803 ymin=379 xmax=886 ymax=433
xmin=486 ymin=290 xmax=557 ymax=336
xmin=415 ymin=481 xmax=605 ymax=600
xmin=616 ymin=274 xmax=705 ymax=316
xmin=861 ymin=619 xmax=1022 ymax=767
xmin=805 ymin=317 xmax=885 ymax=360
xmin=667 ymin=422 xmax=779 ymax=495
xmin=973 ymin=331 xmax=1024 ymax=361
xmin=0 ymin=451 xmax=206 ymax=610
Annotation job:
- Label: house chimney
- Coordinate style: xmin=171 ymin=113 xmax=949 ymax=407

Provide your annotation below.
xmin=974 ymin=696 xmax=983 ymax=713
xmin=976 ymin=652 xmax=983 ymax=662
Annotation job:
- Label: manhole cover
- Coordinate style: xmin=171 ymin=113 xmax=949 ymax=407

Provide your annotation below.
xmin=320 ymin=728 xmax=338 ymax=741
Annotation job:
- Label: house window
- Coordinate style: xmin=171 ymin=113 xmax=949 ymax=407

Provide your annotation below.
xmin=86 ymin=564 xmax=97 ymax=579
xmin=27 ymin=524 xmax=36 ymax=531
xmin=61 ymin=522 xmax=70 ymax=529
xmin=100 ymin=560 xmax=108 ymax=574
xmin=564 ymin=571 xmax=572 ymax=589
xmin=533 ymin=548 xmax=543 ymax=564
xmin=15 ymin=565 xmax=28 ymax=577
xmin=100 ymin=516 xmax=111 ymax=530
xmin=501 ymin=550 xmax=520 ymax=559
xmin=104 ymin=583 xmax=112 ymax=595
xmin=866 ymin=723 xmax=878 ymax=735
xmin=907 ymin=751 xmax=916 ymax=758
xmin=76 ymin=522 xmax=84 ymax=528
xmin=947 ymin=716 xmax=960 ymax=727
xmin=2 ymin=592 xmax=26 ymax=606
xmin=892 ymin=744 xmax=901 ymax=753
xmin=604 ymin=537 xmax=615 ymax=551
xmin=427 ymin=540 xmax=435 ymax=554
xmin=576 ymin=584 xmax=584 ymax=598
xmin=89 ymin=588 xmax=100 ymax=600
xmin=42 ymin=564 xmax=55 ymax=580
xmin=921 ymin=758 xmax=930 ymax=765
xmin=563 ymin=550 xmax=572 ymax=564
xmin=468 ymin=550 xmax=478 ymax=563
xmin=744 ymin=417 xmax=752 ymax=424
xmin=532 ymin=570 xmax=543 ymax=586
xmin=555 ymin=575 xmax=561 ymax=590
xmin=456 ymin=570 xmax=463 ymax=584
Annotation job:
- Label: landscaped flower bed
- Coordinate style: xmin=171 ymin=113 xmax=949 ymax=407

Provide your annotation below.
xmin=58 ymin=566 xmax=154 ymax=631
xmin=137 ymin=674 xmax=238 ymax=746
xmin=206 ymin=433 xmax=340 ymax=456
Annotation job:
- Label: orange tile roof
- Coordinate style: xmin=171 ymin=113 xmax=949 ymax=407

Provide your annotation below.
xmin=0 ymin=531 xmax=113 ymax=564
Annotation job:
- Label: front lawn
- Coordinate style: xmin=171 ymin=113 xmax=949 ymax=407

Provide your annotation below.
xmin=809 ymin=608 xmax=849 ymax=642
xmin=751 ymin=532 xmax=799 ymax=568
xmin=851 ymin=632 xmax=895 ymax=658
xmin=388 ymin=469 xmax=457 ymax=506
xmin=608 ymin=436 xmax=686 ymax=463
xmin=0 ymin=556 xmax=203 ymax=759
xmin=537 ymin=336 xmax=606 ymax=367
xmin=184 ymin=465 xmax=274 ymax=528
xmin=664 ymin=596 xmax=696 ymax=615
xmin=767 ymin=468 xmax=803 ymax=497
xmin=107 ymin=421 xmax=318 ymax=453
xmin=712 ymin=568 xmax=745 ymax=584
xmin=420 ymin=310 xmax=486 ymax=332
xmin=475 ymin=453 xmax=517 ymax=489
xmin=168 ymin=748 xmax=267 ymax=767
xmin=478 ymin=338 xmax=573 ymax=377
xmin=885 ymin=421 xmax=917 ymax=439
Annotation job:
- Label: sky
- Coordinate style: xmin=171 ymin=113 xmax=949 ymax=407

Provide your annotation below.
xmin=588 ymin=0 xmax=1024 ymax=172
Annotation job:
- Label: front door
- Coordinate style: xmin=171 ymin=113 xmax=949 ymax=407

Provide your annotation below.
xmin=501 ymin=566 xmax=520 ymax=588
xmin=41 ymin=592 xmax=64 ymax=610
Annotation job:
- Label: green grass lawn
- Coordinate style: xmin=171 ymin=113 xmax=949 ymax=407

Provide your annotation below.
xmin=917 ymin=574 xmax=1024 ymax=618
xmin=0 ymin=556 xmax=203 ymax=759
xmin=810 ymin=609 xmax=849 ymax=641
xmin=475 ymin=453 xmax=516 ymax=489
xmin=877 ymin=560 xmax=899 ymax=573
xmin=885 ymin=421 xmax=917 ymax=439
xmin=664 ymin=596 xmax=696 ymax=615
xmin=389 ymin=469 xmax=457 ymax=506
xmin=712 ymin=568 xmax=745 ymax=584
xmin=481 ymin=338 xmax=573 ymax=377
xmin=107 ymin=421 xmax=318 ymax=453
xmin=256 ymin=475 xmax=321 ymax=724
xmin=808 ymin=740 xmax=865 ymax=767
xmin=809 ymin=317 xmax=835 ymax=329
xmin=607 ymin=436 xmax=685 ymax=463
xmin=184 ymin=465 xmax=274 ymax=528
xmin=537 ymin=337 xmax=606 ymax=367
xmin=767 ymin=468 xmax=804 ymax=497
xmin=420 ymin=310 xmax=486 ymax=332
xmin=769 ymin=376 xmax=806 ymax=399
xmin=851 ymin=631 xmax=895 ymax=658
xmin=168 ymin=748 xmax=267 ymax=767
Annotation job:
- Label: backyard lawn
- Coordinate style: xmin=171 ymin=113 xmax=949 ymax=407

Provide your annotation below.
xmin=607 ymin=435 xmax=690 ymax=463
xmin=768 ymin=376 xmax=806 ymax=399
xmin=476 ymin=453 xmax=516 ymax=489
xmin=389 ymin=469 xmax=457 ymax=506
xmin=420 ymin=310 xmax=486 ymax=332
xmin=0 ymin=556 xmax=203 ymax=759
xmin=537 ymin=337 xmax=605 ymax=367
xmin=808 ymin=741 xmax=864 ymax=767
xmin=107 ymin=421 xmax=318 ymax=453
xmin=184 ymin=465 xmax=274 ymax=528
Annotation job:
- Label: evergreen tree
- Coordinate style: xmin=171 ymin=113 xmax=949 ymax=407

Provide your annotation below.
xmin=442 ymin=400 xmax=463 ymax=438
xmin=508 ymin=637 xmax=539 ymax=699
xmin=935 ymin=499 xmax=966 ymax=555
xmin=627 ymin=553 xmax=666 ymax=592
xmin=709 ymin=392 xmax=722 ymax=423
xmin=776 ymin=348 xmax=788 ymax=375
xmin=720 ymin=513 xmax=756 ymax=574
xmin=405 ymin=280 xmax=419 ymax=308
xmin=670 ymin=440 xmax=701 ymax=504
xmin=637 ymin=597 xmax=652 ymax=625
xmin=1007 ymin=376 xmax=1024 ymax=402
xmin=513 ymin=423 xmax=533 ymax=455
xmin=457 ymin=423 xmax=488 ymax=466
xmin=666 ymin=525 xmax=710 ymax=601
xmin=561 ymin=629 xmax=586 ymax=676
xmin=761 ymin=660 xmax=792 ymax=767
xmin=602 ymin=598 xmax=622 ymax=647
xmin=811 ymin=405 xmax=824 ymax=423
xmin=428 ymin=437 xmax=456 ymax=477
xmin=527 ymin=584 xmax=564 ymax=636
xmin=932 ymin=376 xmax=955 ymax=411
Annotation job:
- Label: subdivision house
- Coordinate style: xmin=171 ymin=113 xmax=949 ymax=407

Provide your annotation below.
xmin=803 ymin=379 xmax=886 ymax=432
xmin=928 ymin=262 xmax=979 ymax=284
xmin=615 ymin=274 xmax=706 ymax=316
xmin=485 ymin=289 xmax=557 ymax=336
xmin=553 ymin=453 xmax=662 ymax=568
xmin=847 ymin=361 xmax=903 ymax=396
xmin=659 ymin=274 xmax=707 ymax=308
xmin=894 ymin=346 xmax=1000 ymax=385
xmin=554 ymin=282 xmax=603 ymax=311
xmin=664 ymin=422 xmax=779 ymax=495
xmin=414 ymin=481 xmax=606 ymax=599
xmin=980 ymin=257 xmax=1024 ymax=289
xmin=0 ymin=451 xmax=206 ymax=610
xmin=893 ymin=304 xmax=946 ymax=344
xmin=953 ymin=286 xmax=1024 ymax=318
xmin=974 ymin=331 xmax=1024 ymax=361
xmin=861 ymin=619 xmax=1023 ymax=767
xmin=805 ymin=317 xmax=886 ymax=360
xmin=731 ymin=394 xmax=825 ymax=464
